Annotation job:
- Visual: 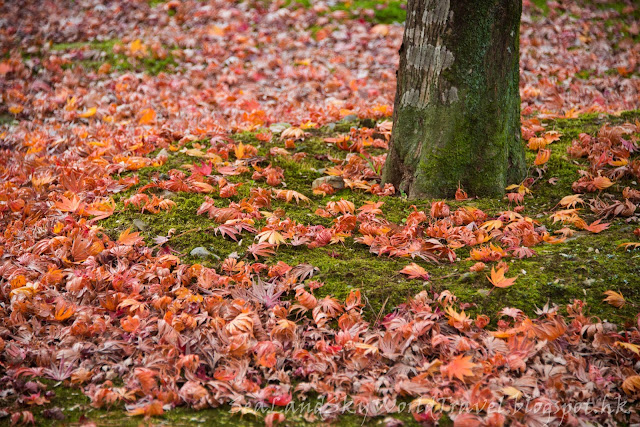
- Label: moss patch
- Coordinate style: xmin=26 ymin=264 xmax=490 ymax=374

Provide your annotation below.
xmin=99 ymin=110 xmax=640 ymax=327
xmin=50 ymin=39 xmax=178 ymax=75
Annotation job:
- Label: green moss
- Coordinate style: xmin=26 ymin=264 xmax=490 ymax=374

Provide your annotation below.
xmin=99 ymin=111 xmax=640 ymax=326
xmin=383 ymin=0 xmax=525 ymax=198
xmin=575 ymin=69 xmax=594 ymax=79
xmin=14 ymin=379 xmax=421 ymax=426
xmin=82 ymin=110 xmax=640 ymax=423
xmin=283 ymin=0 xmax=407 ymax=24
xmin=330 ymin=0 xmax=407 ymax=24
xmin=50 ymin=39 xmax=178 ymax=75
xmin=531 ymin=0 xmax=550 ymax=15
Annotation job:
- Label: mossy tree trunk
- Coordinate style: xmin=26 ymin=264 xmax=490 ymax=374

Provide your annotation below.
xmin=382 ymin=0 xmax=526 ymax=198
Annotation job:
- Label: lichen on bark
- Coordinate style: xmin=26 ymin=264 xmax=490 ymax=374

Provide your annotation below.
xmin=382 ymin=0 xmax=526 ymax=198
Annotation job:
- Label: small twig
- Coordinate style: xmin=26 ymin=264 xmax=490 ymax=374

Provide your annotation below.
xmin=373 ymin=295 xmax=390 ymax=327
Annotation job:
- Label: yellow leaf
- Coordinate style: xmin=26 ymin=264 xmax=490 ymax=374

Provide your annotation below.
xmin=79 ymin=107 xmax=97 ymax=118
xmin=558 ymin=194 xmax=584 ymax=208
xmin=622 ymin=375 xmax=640 ymax=395
xmin=501 ymin=386 xmax=523 ymax=400
xmin=256 ymin=230 xmax=286 ymax=246
xmin=480 ymin=220 xmax=503 ymax=231
xmin=409 ymin=397 xmax=443 ymax=413
xmin=615 ymin=342 xmax=640 ymax=356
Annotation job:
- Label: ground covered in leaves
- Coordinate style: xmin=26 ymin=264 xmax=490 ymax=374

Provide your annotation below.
xmin=2 ymin=0 xmax=640 ymax=425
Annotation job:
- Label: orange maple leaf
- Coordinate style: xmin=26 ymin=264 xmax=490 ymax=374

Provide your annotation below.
xmin=534 ymin=149 xmax=551 ymax=166
xmin=54 ymin=194 xmax=85 ymax=213
xmin=78 ymin=107 xmax=97 ymax=118
xmin=592 ymin=176 xmax=613 ymax=190
xmin=584 ymin=219 xmax=610 ymax=234
xmin=399 ymin=263 xmax=430 ymax=281
xmin=441 ymin=355 xmax=477 ymax=382
xmin=118 ymin=228 xmax=144 ymax=246
xmin=127 ymin=400 xmax=163 ymax=418
xmin=603 ymin=290 xmax=625 ymax=308
xmin=487 ymin=266 xmax=518 ymax=288
xmin=138 ymin=108 xmax=156 ymax=125
xmin=54 ymin=301 xmax=75 ymax=321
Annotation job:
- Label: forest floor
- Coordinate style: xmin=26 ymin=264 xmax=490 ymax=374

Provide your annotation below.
xmin=1 ymin=0 xmax=640 ymax=426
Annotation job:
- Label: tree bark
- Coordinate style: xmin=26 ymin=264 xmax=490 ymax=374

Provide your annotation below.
xmin=382 ymin=0 xmax=526 ymax=198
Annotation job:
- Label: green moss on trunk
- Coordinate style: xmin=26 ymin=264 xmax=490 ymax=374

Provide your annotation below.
xmin=383 ymin=0 xmax=526 ymax=198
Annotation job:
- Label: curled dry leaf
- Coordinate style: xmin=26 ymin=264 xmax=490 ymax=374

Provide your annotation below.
xmin=603 ymin=290 xmax=625 ymax=308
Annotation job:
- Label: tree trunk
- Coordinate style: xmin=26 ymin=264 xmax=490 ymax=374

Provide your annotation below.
xmin=382 ymin=0 xmax=526 ymax=198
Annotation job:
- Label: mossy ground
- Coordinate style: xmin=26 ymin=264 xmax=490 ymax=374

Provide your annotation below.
xmin=47 ymin=39 xmax=178 ymax=75
xmin=101 ymin=111 xmax=640 ymax=329
xmin=6 ymin=1 xmax=640 ymax=424
xmin=15 ymin=112 xmax=640 ymax=426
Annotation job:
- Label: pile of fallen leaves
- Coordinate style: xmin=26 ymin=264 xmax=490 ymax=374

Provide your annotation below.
xmin=2 ymin=0 xmax=640 ymax=424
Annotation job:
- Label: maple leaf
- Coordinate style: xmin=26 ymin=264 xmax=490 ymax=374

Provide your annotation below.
xmin=138 ymin=108 xmax=156 ymax=125
xmin=400 ymin=263 xmax=430 ymax=280
xmin=54 ymin=194 xmax=85 ymax=213
xmin=118 ymin=228 xmax=144 ymax=246
xmin=558 ymin=194 xmax=584 ymax=208
xmin=54 ymin=301 xmax=75 ymax=321
xmin=619 ymin=242 xmax=640 ymax=250
xmin=230 ymin=406 xmax=261 ymax=418
xmin=455 ymin=185 xmax=468 ymax=200
xmin=358 ymin=201 xmax=384 ymax=215
xmin=534 ymin=148 xmax=551 ymax=165
xmin=85 ymin=198 xmax=116 ymax=220
xmin=78 ymin=107 xmax=97 ymax=118
xmin=246 ymin=242 xmax=276 ymax=259
xmin=326 ymin=199 xmax=355 ymax=215
xmin=622 ymin=375 xmax=640 ymax=395
xmin=615 ymin=341 xmax=640 ymax=356
xmin=584 ymin=219 xmax=610 ymax=234
xmin=118 ymin=299 xmax=148 ymax=316
xmin=127 ymin=400 xmax=164 ymax=418
xmin=192 ymin=161 xmax=214 ymax=176
xmin=273 ymin=189 xmax=310 ymax=204
xmin=543 ymin=233 xmax=566 ymax=244
xmin=251 ymin=278 xmax=283 ymax=308
xmin=43 ymin=358 xmax=74 ymax=381
xmin=487 ymin=266 xmax=518 ymax=288
xmin=280 ymin=127 xmax=305 ymax=140
xmin=480 ymin=219 xmax=503 ymax=231
xmin=256 ymin=229 xmax=286 ymax=246
xmin=469 ymin=262 xmax=486 ymax=272
xmin=134 ymin=368 xmax=157 ymax=395
xmin=295 ymin=288 xmax=318 ymax=310
xmin=265 ymin=412 xmax=286 ymax=427
xmin=441 ymin=355 xmax=477 ymax=382
xmin=592 ymin=175 xmax=613 ymax=190
xmin=71 ymin=236 xmax=104 ymax=262
xmin=445 ymin=306 xmax=472 ymax=330
xmin=288 ymin=263 xmax=319 ymax=282
xmin=603 ymin=290 xmax=625 ymax=308
xmin=527 ymin=137 xmax=548 ymax=150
